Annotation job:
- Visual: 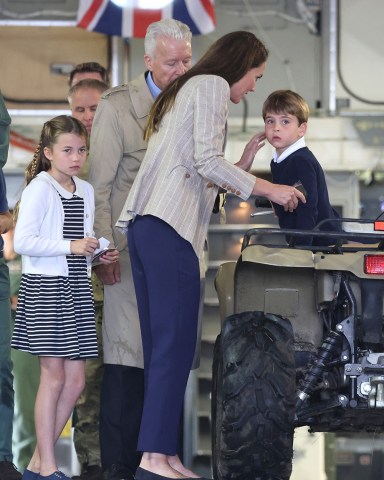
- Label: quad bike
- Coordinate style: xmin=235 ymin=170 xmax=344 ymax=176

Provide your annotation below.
xmin=211 ymin=216 xmax=384 ymax=480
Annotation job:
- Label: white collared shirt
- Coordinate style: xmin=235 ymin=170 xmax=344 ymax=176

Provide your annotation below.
xmin=272 ymin=137 xmax=306 ymax=163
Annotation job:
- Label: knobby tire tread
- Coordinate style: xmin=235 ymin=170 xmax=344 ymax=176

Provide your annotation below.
xmin=212 ymin=311 xmax=296 ymax=480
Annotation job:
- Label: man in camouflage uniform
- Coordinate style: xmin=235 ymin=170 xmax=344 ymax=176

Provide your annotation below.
xmin=72 ymin=275 xmax=104 ymax=479
xmin=6 ymin=228 xmax=39 ymax=472
xmin=68 ymin=71 xmax=109 ymax=480
xmin=0 ymin=90 xmax=22 ymax=480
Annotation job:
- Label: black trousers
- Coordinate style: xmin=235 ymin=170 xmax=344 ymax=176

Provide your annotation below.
xmin=99 ymin=364 xmax=144 ymax=474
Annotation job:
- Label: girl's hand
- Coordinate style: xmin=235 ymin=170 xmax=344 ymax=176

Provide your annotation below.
xmin=98 ymin=249 xmax=119 ymax=265
xmin=71 ymin=237 xmax=99 ymax=256
xmin=235 ymin=132 xmax=266 ymax=172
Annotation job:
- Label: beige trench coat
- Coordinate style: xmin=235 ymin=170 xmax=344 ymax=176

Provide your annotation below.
xmin=88 ymin=73 xmax=153 ymax=367
xmin=89 ymin=73 xmax=203 ymax=368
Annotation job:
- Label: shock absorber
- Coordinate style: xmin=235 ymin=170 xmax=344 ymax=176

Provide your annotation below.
xmin=296 ymin=331 xmax=342 ymax=411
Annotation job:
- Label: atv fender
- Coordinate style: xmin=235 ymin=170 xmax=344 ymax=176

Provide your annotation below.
xmin=215 ymin=261 xmax=236 ymax=322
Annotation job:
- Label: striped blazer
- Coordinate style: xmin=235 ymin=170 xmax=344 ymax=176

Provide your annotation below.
xmin=116 ymin=74 xmax=256 ymax=258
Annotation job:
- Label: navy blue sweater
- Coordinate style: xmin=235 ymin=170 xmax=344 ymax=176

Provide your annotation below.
xmin=270 ymin=147 xmax=341 ymax=246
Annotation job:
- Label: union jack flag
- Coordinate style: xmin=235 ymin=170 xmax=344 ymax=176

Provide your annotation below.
xmin=77 ymin=0 xmax=216 ymax=38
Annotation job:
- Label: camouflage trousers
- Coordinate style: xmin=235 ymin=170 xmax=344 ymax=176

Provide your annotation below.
xmin=73 ymin=273 xmax=104 ymax=468
xmin=11 ymin=311 xmax=39 ymax=470
xmin=1 ymin=259 xmax=14 ymax=462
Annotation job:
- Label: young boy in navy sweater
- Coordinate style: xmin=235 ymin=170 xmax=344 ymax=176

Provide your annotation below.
xmin=262 ymin=89 xmax=341 ymax=246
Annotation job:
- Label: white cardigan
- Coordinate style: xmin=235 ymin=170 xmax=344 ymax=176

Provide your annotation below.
xmin=14 ymin=171 xmax=95 ymax=277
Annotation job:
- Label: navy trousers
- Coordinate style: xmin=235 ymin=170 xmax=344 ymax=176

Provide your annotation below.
xmin=128 ymin=215 xmax=200 ymax=455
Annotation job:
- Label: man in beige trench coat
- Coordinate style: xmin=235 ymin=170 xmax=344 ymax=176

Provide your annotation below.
xmin=88 ymin=19 xmax=194 ymax=480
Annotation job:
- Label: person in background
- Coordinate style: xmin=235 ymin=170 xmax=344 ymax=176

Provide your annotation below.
xmin=68 ymin=63 xmax=109 ymax=88
xmin=11 ymin=115 xmax=118 ymax=480
xmin=0 ymin=92 xmax=11 ymax=169
xmin=68 ymin=79 xmax=109 ymax=136
xmin=68 ymin=75 xmax=109 ymax=480
xmin=3 ymin=223 xmax=39 ymax=475
xmin=8 ymin=68 xmax=110 ymax=479
xmin=116 ymin=31 xmax=305 ymax=480
xmin=0 ymin=90 xmax=22 ymax=480
xmin=88 ymin=18 xmax=193 ymax=480
xmin=262 ymin=89 xmax=341 ymax=246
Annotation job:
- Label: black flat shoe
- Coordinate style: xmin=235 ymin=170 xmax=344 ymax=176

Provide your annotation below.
xmin=135 ymin=468 xmax=211 ymax=480
xmin=104 ymin=464 xmax=134 ymax=480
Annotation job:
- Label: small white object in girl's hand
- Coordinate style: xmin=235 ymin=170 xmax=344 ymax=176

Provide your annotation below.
xmin=92 ymin=236 xmax=110 ymax=261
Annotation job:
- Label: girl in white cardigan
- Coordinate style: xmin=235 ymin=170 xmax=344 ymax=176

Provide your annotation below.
xmin=11 ymin=116 xmax=118 ymax=480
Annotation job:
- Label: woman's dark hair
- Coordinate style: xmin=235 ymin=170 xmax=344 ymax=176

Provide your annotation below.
xmin=144 ymin=31 xmax=269 ymax=140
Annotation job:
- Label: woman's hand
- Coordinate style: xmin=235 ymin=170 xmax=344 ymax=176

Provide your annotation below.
xmin=269 ymin=184 xmax=306 ymax=212
xmin=252 ymin=178 xmax=306 ymax=212
xmin=235 ymin=132 xmax=266 ymax=172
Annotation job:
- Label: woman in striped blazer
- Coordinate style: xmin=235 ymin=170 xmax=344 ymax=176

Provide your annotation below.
xmin=117 ymin=31 xmax=305 ymax=480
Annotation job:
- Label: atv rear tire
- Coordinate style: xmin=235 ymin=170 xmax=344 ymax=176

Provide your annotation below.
xmin=212 ymin=311 xmax=296 ymax=480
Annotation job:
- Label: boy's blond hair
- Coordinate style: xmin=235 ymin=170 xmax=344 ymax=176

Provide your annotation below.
xmin=262 ymin=89 xmax=309 ymax=125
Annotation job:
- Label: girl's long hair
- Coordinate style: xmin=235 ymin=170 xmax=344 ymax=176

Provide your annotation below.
xmin=144 ymin=31 xmax=268 ymax=141
xmin=14 ymin=115 xmax=88 ymax=220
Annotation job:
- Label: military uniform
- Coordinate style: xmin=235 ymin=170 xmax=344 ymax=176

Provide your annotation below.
xmin=9 ymin=253 xmax=39 ymax=472
xmin=72 ymin=156 xmax=105 ymax=475
xmin=0 ymin=91 xmax=11 ymax=168
xmin=0 ymin=91 xmax=22 ymax=480
xmin=73 ymin=273 xmax=104 ymax=470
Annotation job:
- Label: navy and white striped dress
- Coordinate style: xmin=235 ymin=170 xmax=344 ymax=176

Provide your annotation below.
xmin=12 ymin=193 xmax=98 ymax=359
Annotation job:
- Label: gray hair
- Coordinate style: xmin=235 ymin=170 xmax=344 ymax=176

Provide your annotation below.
xmin=144 ymin=18 xmax=192 ymax=57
